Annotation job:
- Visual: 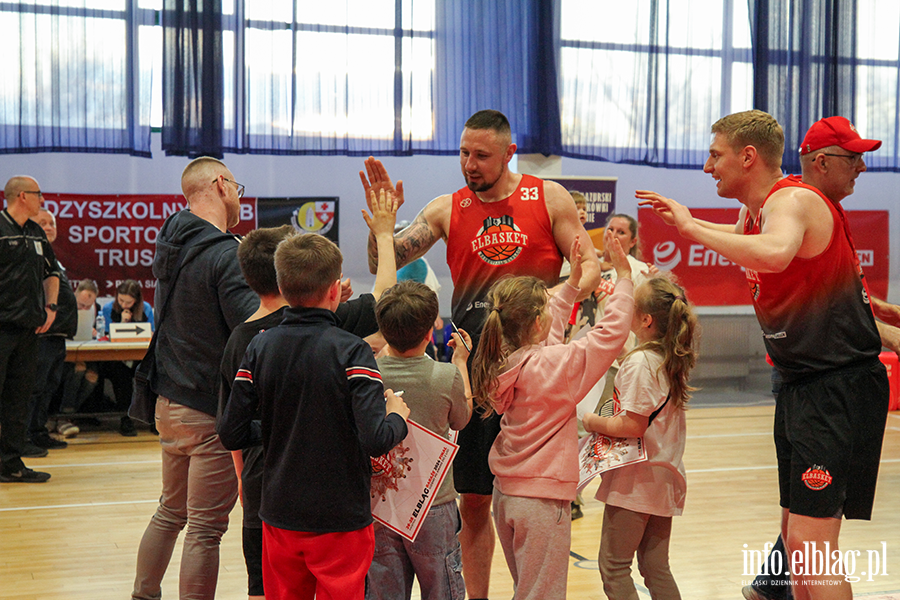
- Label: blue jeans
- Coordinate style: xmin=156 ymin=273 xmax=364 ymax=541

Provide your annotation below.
xmin=366 ymin=501 xmax=464 ymax=600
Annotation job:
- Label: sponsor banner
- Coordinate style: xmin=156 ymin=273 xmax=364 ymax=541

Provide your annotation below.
xmin=370 ymin=420 xmax=458 ymax=543
xmin=547 ymin=177 xmax=617 ymax=250
xmin=31 ymin=193 xmax=339 ymax=305
xmin=638 ymin=208 xmax=889 ymax=306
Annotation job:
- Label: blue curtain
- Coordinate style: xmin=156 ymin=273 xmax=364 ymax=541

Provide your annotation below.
xmin=750 ymin=0 xmax=899 ymax=172
xmin=749 ymin=0 xmax=858 ymax=174
xmin=0 ymin=2 xmax=151 ymax=157
xmin=431 ymin=0 xmax=561 ymax=155
xmin=160 ymin=0 xmax=558 ymax=157
xmin=161 ymin=0 xmax=225 ymax=158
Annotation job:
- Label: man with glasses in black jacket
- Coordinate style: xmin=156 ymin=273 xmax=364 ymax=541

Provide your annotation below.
xmin=0 ymin=176 xmax=60 ymax=483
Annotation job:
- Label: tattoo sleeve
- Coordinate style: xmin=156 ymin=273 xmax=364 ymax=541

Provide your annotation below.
xmin=367 ymin=213 xmax=437 ymax=273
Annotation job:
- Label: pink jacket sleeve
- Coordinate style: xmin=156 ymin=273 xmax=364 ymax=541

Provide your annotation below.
xmin=542 ymin=281 xmax=580 ymax=347
xmin=564 ymin=278 xmax=634 ymax=402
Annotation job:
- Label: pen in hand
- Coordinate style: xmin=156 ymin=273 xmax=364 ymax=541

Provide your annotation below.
xmin=450 ymin=321 xmax=471 ymax=353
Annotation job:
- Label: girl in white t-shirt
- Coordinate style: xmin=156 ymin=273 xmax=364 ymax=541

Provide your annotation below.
xmin=582 ymin=274 xmax=699 ymax=600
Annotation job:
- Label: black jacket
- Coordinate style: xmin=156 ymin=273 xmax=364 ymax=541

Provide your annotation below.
xmin=151 ymin=210 xmax=257 ymax=416
xmin=0 ymin=209 xmax=60 ymax=329
xmin=219 ymin=307 xmax=408 ymax=533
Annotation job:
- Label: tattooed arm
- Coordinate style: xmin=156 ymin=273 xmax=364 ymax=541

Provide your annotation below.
xmin=367 ymin=194 xmax=450 ymax=274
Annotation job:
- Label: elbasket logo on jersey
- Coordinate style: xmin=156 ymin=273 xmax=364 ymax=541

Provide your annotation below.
xmin=653 ymin=241 xmax=682 ymax=270
xmin=459 ymin=197 xmax=472 ymax=208
xmin=801 ymin=465 xmax=833 ymax=491
xmin=470 ymin=215 xmax=529 ymax=266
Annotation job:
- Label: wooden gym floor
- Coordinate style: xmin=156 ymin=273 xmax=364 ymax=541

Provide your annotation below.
xmin=2 ymin=402 xmax=899 ymax=600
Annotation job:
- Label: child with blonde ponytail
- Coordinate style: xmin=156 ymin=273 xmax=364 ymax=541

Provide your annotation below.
xmin=470 ymin=236 xmax=634 ymax=600
xmin=583 ymin=274 xmax=699 ymax=600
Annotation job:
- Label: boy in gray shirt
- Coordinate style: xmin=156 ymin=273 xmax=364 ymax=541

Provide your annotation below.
xmin=366 ymin=280 xmax=473 ymax=600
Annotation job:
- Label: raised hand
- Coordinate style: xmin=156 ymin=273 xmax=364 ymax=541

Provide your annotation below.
xmin=568 ymin=235 xmax=583 ymax=292
xmin=360 ymin=157 xmax=405 ymax=213
xmin=635 ymin=190 xmax=690 ymax=230
xmin=362 ymin=188 xmax=399 ymax=239
xmin=606 ymin=237 xmax=632 ymax=282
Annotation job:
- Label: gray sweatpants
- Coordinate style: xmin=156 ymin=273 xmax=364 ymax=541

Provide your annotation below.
xmin=492 ymin=488 xmax=571 ymax=599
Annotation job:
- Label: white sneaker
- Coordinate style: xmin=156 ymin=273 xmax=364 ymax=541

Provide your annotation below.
xmin=57 ymin=420 xmax=80 ymax=438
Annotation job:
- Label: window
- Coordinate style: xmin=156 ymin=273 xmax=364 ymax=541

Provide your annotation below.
xmin=855 ymin=0 xmax=900 ymax=168
xmin=0 ymin=0 xmax=155 ymax=155
xmin=558 ymin=0 xmax=753 ymax=167
xmin=238 ymin=1 xmax=435 ymax=144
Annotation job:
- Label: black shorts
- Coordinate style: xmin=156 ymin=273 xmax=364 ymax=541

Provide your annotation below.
xmin=453 ymin=407 xmax=501 ymax=495
xmin=774 ymin=359 xmax=889 ymax=520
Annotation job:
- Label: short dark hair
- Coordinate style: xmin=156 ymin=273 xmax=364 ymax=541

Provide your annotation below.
xmin=375 ymin=281 xmax=439 ymax=352
xmin=465 ymin=110 xmax=511 ymax=138
xmin=238 ymin=225 xmax=295 ymax=296
xmin=274 ymin=233 xmax=342 ymax=307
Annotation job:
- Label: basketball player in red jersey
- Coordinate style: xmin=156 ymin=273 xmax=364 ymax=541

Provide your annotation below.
xmin=360 ymin=109 xmax=601 ymax=600
xmin=638 ymin=111 xmax=889 ymax=600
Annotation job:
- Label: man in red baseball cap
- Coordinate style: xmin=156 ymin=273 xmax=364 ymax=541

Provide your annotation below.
xmin=798 ymin=116 xmax=900 ymax=329
xmin=799 ymin=116 xmax=882 ymax=157
xmin=799 ymin=116 xmax=881 ymax=205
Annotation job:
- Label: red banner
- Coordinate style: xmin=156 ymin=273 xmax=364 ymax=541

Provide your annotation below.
xmin=638 ymin=208 xmax=889 ymax=306
xmin=42 ymin=194 xmax=257 ymax=304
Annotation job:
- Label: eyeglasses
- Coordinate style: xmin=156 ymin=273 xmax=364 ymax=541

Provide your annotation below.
xmin=821 ymin=152 xmax=863 ymax=166
xmin=213 ymin=177 xmax=245 ymax=198
xmin=22 ymin=190 xmax=43 ymax=198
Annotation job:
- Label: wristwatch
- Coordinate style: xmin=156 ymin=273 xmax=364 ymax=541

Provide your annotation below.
xmin=45 ymin=303 xmax=58 ymax=311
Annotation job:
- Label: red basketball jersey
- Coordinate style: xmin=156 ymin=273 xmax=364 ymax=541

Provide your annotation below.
xmin=744 ymin=176 xmax=880 ymax=381
xmin=446 ymin=174 xmax=564 ymax=337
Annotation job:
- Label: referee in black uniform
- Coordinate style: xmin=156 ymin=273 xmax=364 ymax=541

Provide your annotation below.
xmin=0 ymin=176 xmax=60 ymax=483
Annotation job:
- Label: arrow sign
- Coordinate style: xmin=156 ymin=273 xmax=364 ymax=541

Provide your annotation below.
xmin=116 ymin=325 xmax=149 ymax=335
xmin=110 ymin=322 xmax=153 ymax=342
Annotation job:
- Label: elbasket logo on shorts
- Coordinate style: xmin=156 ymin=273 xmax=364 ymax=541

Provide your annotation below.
xmin=470 ymin=215 xmax=529 ymax=266
xmin=801 ymin=465 xmax=833 ymax=490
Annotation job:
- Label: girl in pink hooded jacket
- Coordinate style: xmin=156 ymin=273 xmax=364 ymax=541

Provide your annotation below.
xmin=470 ymin=236 xmax=634 ymax=600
